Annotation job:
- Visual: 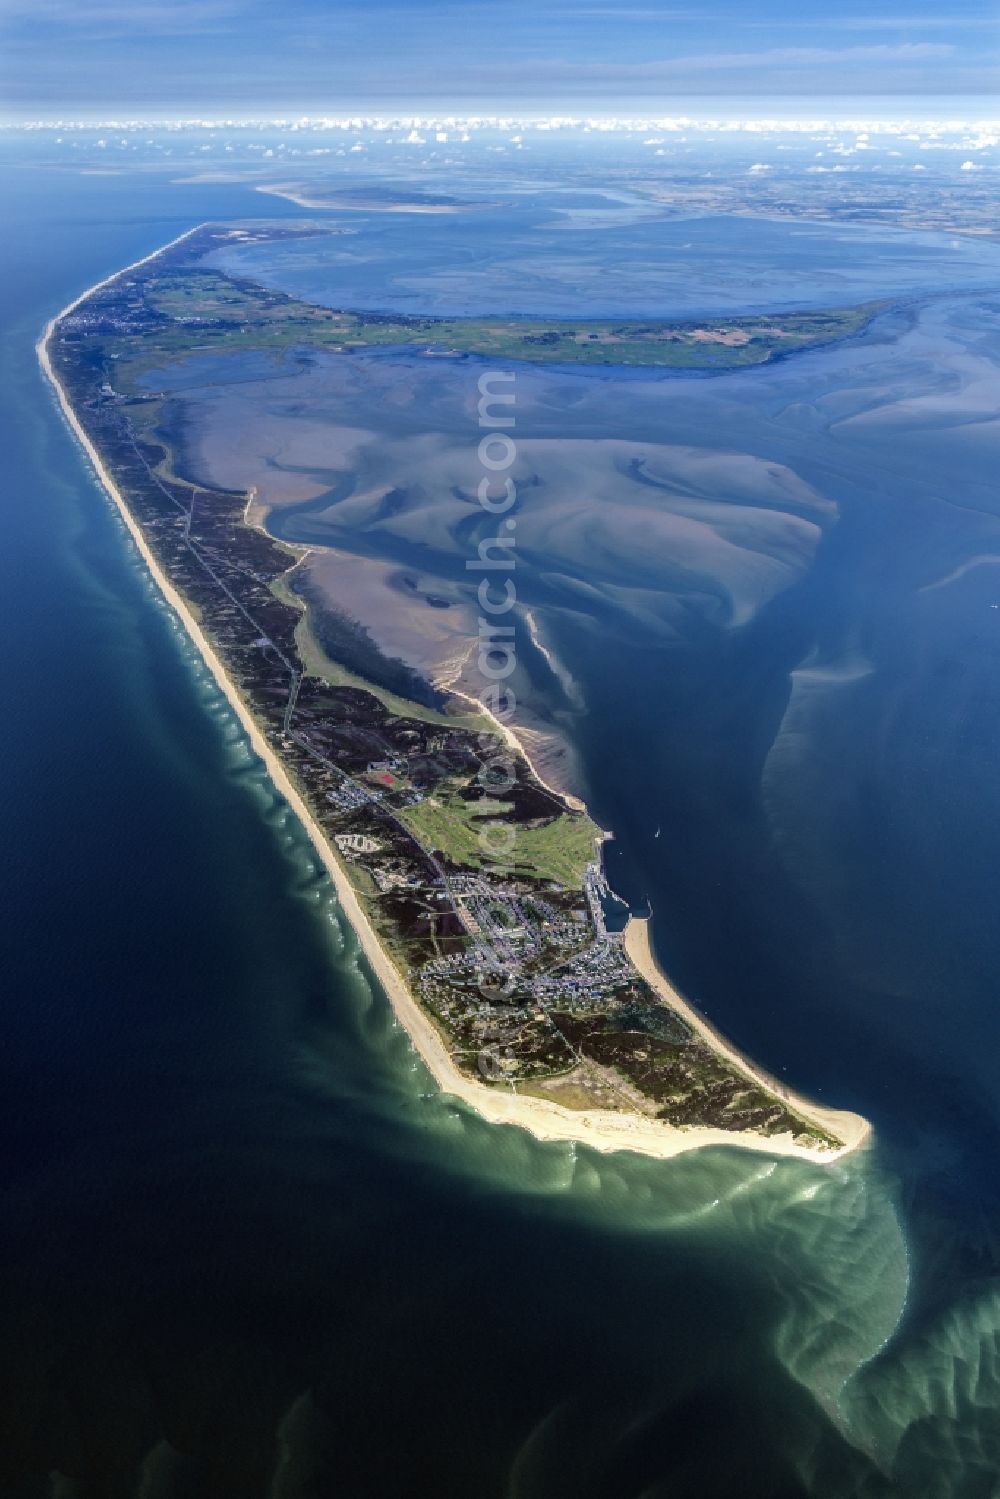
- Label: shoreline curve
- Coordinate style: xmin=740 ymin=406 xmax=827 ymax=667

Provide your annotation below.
xmin=37 ymin=229 xmax=871 ymax=1166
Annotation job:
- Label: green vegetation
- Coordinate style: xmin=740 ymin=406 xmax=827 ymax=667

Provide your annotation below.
xmin=281 ymin=580 xmax=490 ymax=733
xmin=510 ymin=811 xmax=600 ymax=887
xmin=397 ymin=777 xmax=598 ymax=887
xmin=52 ymin=227 xmax=855 ymax=1152
xmin=101 ymin=266 xmax=883 ymax=377
xmin=289 ymin=569 xmax=447 ymax=710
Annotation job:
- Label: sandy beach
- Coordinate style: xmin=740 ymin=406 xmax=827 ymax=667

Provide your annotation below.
xmin=38 ymin=235 xmax=870 ymax=1167
xmin=623 ymin=919 xmax=870 ymax=1155
xmin=256 ymin=183 xmax=466 ymax=213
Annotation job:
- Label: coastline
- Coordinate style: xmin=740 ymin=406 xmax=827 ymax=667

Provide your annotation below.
xmin=247 ymin=487 xmax=586 ymax=812
xmin=435 ymin=678 xmax=587 ymax=814
xmin=38 ymin=239 xmax=870 ymax=1166
xmin=623 ymin=919 xmax=870 ymax=1155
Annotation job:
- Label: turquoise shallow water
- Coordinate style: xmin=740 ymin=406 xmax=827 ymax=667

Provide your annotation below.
xmin=1 ymin=151 xmax=1000 ymax=1496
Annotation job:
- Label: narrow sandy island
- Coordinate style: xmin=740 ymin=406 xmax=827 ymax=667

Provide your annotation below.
xmin=39 ymin=239 xmax=871 ymax=1166
xmin=624 ymin=919 xmax=870 ymax=1155
xmin=256 ymin=183 xmax=466 ymax=213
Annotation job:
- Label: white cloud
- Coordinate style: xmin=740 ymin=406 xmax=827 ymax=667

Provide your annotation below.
xmin=10 ymin=113 xmax=1000 ymax=141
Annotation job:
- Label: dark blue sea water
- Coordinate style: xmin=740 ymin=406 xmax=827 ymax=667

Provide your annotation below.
xmin=2 ymin=151 xmax=1000 ymax=1497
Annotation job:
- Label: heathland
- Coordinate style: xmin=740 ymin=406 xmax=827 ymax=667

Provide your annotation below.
xmin=43 ymin=220 xmax=870 ymax=1160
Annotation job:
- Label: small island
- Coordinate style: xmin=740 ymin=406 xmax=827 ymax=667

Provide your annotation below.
xmin=40 ymin=222 xmax=869 ymax=1162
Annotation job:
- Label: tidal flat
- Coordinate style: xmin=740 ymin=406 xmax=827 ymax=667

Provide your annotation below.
xmin=140 ymin=227 xmax=1000 ymax=1175
xmin=55 ymin=218 xmax=861 ymax=1151
xmin=12 ymin=151 xmax=1000 ymax=1491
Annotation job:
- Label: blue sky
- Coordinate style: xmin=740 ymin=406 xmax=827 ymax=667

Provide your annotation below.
xmin=1 ymin=0 xmax=998 ymax=116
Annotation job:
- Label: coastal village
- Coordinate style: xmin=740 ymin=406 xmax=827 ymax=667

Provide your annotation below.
xmin=46 ymin=222 xmax=846 ymax=1151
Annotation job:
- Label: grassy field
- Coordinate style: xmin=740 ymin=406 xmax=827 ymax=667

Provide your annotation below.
xmin=275 ymin=577 xmax=596 ymax=887
xmin=119 ymin=267 xmax=882 ymax=373
xmin=397 ymin=777 xmax=598 ymax=888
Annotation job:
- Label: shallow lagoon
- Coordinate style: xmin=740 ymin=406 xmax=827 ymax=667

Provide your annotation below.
xmin=210 ymin=204 xmax=1000 ymax=317
xmin=7 ymin=165 xmax=1000 ymax=1493
xmin=158 ymin=258 xmax=1000 ymax=1178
